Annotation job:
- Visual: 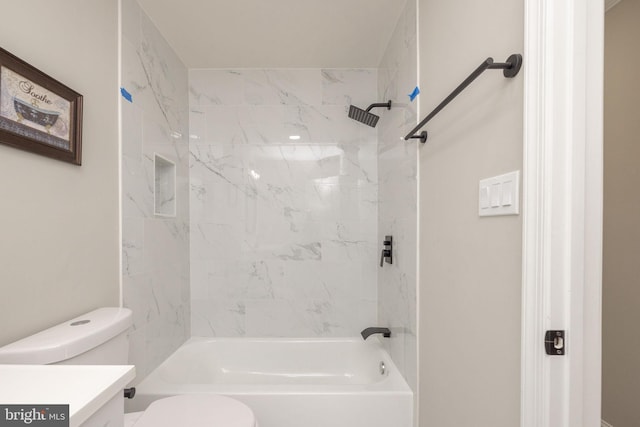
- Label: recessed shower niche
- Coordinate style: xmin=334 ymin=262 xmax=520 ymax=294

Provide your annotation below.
xmin=153 ymin=153 xmax=176 ymax=217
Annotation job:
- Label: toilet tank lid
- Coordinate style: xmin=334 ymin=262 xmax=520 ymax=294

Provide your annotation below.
xmin=0 ymin=307 xmax=132 ymax=364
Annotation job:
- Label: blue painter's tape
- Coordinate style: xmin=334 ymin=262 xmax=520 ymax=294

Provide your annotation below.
xmin=120 ymin=87 xmax=133 ymax=103
xmin=408 ymin=86 xmax=420 ymax=102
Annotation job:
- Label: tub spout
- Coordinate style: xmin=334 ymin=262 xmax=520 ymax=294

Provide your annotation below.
xmin=361 ymin=327 xmax=391 ymax=340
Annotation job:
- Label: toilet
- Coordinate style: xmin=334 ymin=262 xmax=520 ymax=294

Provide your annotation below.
xmin=0 ymin=307 xmax=257 ymax=427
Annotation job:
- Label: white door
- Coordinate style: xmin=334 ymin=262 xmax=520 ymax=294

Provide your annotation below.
xmin=521 ymin=1 xmax=603 ymax=426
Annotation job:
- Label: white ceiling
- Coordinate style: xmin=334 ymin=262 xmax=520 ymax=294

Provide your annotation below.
xmin=137 ymin=0 xmax=408 ymax=69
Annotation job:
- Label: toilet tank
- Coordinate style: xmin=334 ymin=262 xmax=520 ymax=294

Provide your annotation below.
xmin=0 ymin=307 xmax=132 ymax=365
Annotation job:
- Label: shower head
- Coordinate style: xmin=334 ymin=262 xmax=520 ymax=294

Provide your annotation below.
xmin=348 ymin=100 xmax=392 ymax=127
xmin=348 ymin=105 xmax=380 ymax=127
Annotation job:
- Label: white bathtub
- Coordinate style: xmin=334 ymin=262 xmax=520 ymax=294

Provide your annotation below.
xmin=128 ymin=337 xmax=413 ymax=427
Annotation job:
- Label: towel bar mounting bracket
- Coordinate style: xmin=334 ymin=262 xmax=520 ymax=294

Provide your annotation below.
xmin=408 ymin=131 xmax=428 ymax=143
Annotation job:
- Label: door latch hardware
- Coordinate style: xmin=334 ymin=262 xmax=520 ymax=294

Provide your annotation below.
xmin=544 ymin=330 xmax=565 ymax=355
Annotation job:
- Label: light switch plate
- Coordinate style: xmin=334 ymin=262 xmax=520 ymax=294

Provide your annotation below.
xmin=478 ymin=170 xmax=520 ymax=216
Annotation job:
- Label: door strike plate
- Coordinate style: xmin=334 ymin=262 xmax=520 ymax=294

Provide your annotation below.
xmin=544 ymin=330 xmax=565 ymax=356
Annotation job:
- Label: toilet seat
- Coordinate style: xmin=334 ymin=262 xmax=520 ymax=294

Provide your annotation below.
xmin=130 ymin=394 xmax=257 ymax=427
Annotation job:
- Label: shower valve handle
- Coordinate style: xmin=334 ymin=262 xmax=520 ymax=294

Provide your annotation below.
xmin=380 ymin=235 xmax=393 ymax=267
xmin=380 ymin=249 xmax=392 ymax=267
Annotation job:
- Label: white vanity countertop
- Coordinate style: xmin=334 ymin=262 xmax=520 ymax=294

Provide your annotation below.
xmin=0 ymin=365 xmax=135 ymax=427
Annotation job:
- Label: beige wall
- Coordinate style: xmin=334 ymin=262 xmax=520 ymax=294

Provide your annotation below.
xmin=417 ymin=0 xmax=523 ymax=425
xmin=0 ymin=1 xmax=120 ymax=345
xmin=602 ymin=1 xmax=640 ymax=425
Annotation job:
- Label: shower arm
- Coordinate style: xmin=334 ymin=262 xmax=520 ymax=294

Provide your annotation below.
xmin=404 ymin=54 xmax=522 ymax=143
xmin=366 ymin=101 xmax=392 ymax=112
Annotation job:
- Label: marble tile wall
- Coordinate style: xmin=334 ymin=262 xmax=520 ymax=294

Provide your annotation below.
xmin=121 ymin=0 xmax=190 ymax=382
xmin=377 ymin=0 xmax=419 ymax=394
xmin=189 ymin=68 xmax=379 ymax=337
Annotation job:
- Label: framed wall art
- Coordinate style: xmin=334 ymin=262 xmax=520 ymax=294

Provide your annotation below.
xmin=0 ymin=47 xmax=83 ymax=165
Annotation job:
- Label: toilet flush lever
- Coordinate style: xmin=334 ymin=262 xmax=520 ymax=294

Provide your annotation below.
xmin=380 ymin=235 xmax=393 ymax=267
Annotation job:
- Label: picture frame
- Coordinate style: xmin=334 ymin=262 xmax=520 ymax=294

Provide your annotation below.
xmin=0 ymin=47 xmax=83 ymax=165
